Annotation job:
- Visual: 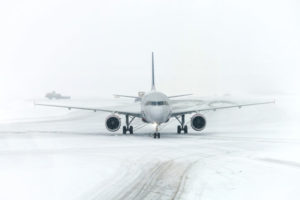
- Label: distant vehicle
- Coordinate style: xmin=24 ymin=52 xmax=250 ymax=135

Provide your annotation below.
xmin=36 ymin=53 xmax=274 ymax=139
xmin=45 ymin=91 xmax=71 ymax=100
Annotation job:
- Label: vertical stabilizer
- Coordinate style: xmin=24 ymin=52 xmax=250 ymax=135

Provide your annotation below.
xmin=151 ymin=52 xmax=156 ymax=91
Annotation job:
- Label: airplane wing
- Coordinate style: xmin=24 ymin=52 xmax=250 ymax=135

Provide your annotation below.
xmin=168 ymin=94 xmax=193 ymax=98
xmin=113 ymin=94 xmax=140 ymax=99
xmin=35 ymin=103 xmax=141 ymax=118
xmin=171 ymin=100 xmax=275 ymax=117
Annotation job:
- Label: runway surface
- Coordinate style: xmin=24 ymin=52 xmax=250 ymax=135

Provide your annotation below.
xmin=0 ymin=96 xmax=300 ymax=200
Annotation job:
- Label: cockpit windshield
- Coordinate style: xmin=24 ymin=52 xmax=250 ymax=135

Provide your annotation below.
xmin=145 ymin=101 xmax=168 ymax=106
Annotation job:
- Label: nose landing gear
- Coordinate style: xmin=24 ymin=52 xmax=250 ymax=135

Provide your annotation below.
xmin=153 ymin=124 xmax=161 ymax=139
xmin=153 ymin=132 xmax=160 ymax=139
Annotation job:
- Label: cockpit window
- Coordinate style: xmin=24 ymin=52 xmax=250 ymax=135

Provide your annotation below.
xmin=145 ymin=101 xmax=168 ymax=106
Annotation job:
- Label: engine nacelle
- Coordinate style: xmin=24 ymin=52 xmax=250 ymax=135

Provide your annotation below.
xmin=105 ymin=115 xmax=121 ymax=132
xmin=191 ymin=114 xmax=206 ymax=131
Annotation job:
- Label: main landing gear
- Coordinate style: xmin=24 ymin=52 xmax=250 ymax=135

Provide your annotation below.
xmin=175 ymin=115 xmax=188 ymax=134
xmin=122 ymin=115 xmax=135 ymax=135
xmin=153 ymin=124 xmax=160 ymax=139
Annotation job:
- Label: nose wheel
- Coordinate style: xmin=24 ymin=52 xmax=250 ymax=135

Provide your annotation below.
xmin=153 ymin=132 xmax=160 ymax=139
xmin=153 ymin=124 xmax=161 ymax=139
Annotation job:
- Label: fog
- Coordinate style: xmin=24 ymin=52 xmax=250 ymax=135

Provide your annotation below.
xmin=1 ymin=2 xmax=300 ymax=199
xmin=0 ymin=0 xmax=299 ymax=100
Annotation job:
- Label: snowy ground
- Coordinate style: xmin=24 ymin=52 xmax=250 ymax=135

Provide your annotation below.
xmin=0 ymin=96 xmax=300 ymax=200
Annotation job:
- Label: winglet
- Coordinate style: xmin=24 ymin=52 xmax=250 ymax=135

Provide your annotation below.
xmin=151 ymin=52 xmax=156 ymax=91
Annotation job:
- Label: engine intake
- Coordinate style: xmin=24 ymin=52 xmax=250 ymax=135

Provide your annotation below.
xmin=105 ymin=115 xmax=121 ymax=132
xmin=191 ymin=114 xmax=206 ymax=131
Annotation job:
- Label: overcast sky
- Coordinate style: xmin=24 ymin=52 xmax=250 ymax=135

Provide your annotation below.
xmin=0 ymin=0 xmax=299 ymax=99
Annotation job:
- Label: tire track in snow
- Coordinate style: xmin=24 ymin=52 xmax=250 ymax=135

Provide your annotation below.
xmin=88 ymin=160 xmax=196 ymax=200
xmin=170 ymin=161 xmax=197 ymax=200
xmin=114 ymin=161 xmax=172 ymax=200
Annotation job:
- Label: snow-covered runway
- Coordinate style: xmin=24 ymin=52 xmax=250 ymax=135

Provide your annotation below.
xmin=0 ymin=97 xmax=300 ymax=200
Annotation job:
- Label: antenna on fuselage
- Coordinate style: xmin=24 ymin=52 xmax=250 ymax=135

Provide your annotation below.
xmin=151 ymin=52 xmax=156 ymax=91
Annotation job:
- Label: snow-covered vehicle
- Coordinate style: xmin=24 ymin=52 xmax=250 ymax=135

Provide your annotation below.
xmin=45 ymin=91 xmax=71 ymax=100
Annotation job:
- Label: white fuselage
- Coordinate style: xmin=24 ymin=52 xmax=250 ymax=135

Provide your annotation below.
xmin=141 ymin=91 xmax=172 ymax=124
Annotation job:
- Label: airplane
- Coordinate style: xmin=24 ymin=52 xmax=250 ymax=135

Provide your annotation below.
xmin=35 ymin=52 xmax=274 ymax=139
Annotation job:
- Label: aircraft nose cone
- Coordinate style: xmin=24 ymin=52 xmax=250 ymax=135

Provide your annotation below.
xmin=148 ymin=107 xmax=170 ymax=123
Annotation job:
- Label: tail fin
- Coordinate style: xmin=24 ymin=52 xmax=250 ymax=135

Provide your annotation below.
xmin=151 ymin=52 xmax=156 ymax=91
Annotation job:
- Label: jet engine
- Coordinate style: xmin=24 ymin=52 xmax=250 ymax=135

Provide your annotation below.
xmin=191 ymin=114 xmax=206 ymax=131
xmin=105 ymin=115 xmax=121 ymax=132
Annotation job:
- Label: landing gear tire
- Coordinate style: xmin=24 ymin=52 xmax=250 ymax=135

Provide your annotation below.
xmin=123 ymin=126 xmax=127 ymax=134
xmin=157 ymin=132 xmax=160 ymax=138
xmin=154 ymin=133 xmax=157 ymax=139
xmin=153 ymin=132 xmax=160 ymax=139
xmin=124 ymin=115 xmax=135 ymax=135
xmin=183 ymin=125 xmax=188 ymax=134
xmin=129 ymin=126 xmax=133 ymax=134
xmin=177 ymin=125 xmax=181 ymax=134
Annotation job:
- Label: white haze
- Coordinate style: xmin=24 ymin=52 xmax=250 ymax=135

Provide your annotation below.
xmin=1 ymin=2 xmax=300 ymax=199
xmin=0 ymin=0 xmax=300 ymax=100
